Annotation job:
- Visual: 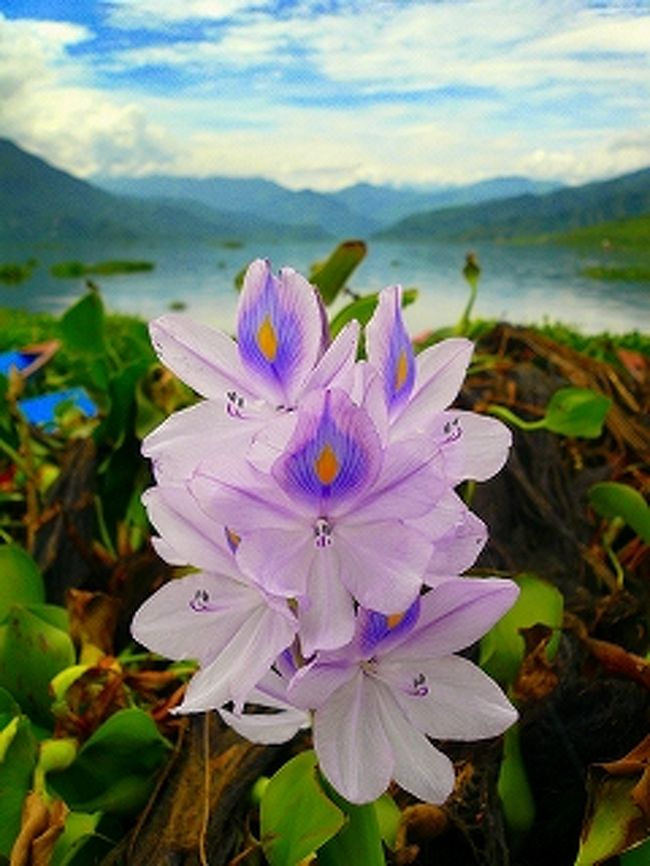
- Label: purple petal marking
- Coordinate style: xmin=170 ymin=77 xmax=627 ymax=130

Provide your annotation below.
xmin=366 ymin=285 xmax=415 ymax=414
xmin=358 ymin=597 xmax=421 ymax=658
xmin=237 ymin=260 xmax=324 ymax=403
xmin=272 ymin=389 xmax=382 ymax=509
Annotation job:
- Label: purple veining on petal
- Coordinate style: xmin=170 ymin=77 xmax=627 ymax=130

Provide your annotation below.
xmin=385 ymin=291 xmax=415 ymax=413
xmin=238 ymin=262 xmax=305 ymax=396
xmin=273 ymin=389 xmax=381 ymax=509
xmin=359 ymin=596 xmax=421 ymax=657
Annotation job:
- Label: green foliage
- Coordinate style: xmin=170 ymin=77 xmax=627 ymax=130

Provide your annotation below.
xmin=581 ymin=265 xmax=650 ymax=283
xmin=556 ymin=213 xmax=650 ymax=251
xmin=0 ymin=703 xmax=38 ymax=857
xmin=0 ymin=604 xmax=75 ymax=726
xmin=309 ymin=240 xmax=367 ymax=306
xmin=0 ymin=259 xmax=37 ymax=285
xmin=0 ymin=543 xmax=45 ymax=621
xmin=49 ymin=708 xmax=171 ymax=815
xmin=489 ymin=387 xmax=611 ymax=439
xmin=60 ymin=289 xmax=107 ymax=357
xmin=480 ymin=572 xmax=564 ymax=685
xmin=51 ymin=260 xmax=154 ymax=279
xmin=260 ymin=750 xmax=345 ymax=866
xmin=588 ymin=482 xmax=650 ymax=544
xmin=497 ymin=725 xmax=536 ymax=840
xmin=330 ymin=288 xmax=417 ymax=339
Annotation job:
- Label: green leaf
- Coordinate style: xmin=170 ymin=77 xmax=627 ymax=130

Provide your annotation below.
xmin=479 ymin=573 xmax=563 ymax=685
xmin=589 ymin=482 xmax=650 ymax=544
xmin=498 ymin=725 xmax=535 ymax=839
xmin=309 ymin=240 xmax=367 ymax=306
xmin=60 ymin=290 xmax=106 ymax=356
xmin=574 ymin=776 xmax=645 ymax=866
xmin=620 ymin=837 xmax=650 ymax=865
xmin=0 ymin=544 xmax=45 ymax=622
xmin=50 ymin=812 xmax=103 ymax=866
xmin=260 ymin=750 xmax=345 ymax=866
xmin=373 ymin=793 xmax=401 ymax=850
xmin=49 ymin=708 xmax=171 ymax=815
xmin=0 ymin=713 xmax=38 ymax=856
xmin=50 ymin=812 xmax=121 ymax=866
xmin=543 ymin=387 xmax=611 ymax=438
xmin=0 ymin=604 xmax=75 ymax=726
xmin=329 ymin=288 xmax=418 ymax=339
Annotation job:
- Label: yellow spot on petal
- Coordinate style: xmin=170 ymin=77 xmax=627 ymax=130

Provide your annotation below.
xmin=394 ymin=349 xmax=409 ymax=392
xmin=257 ymin=315 xmax=278 ymax=362
xmin=314 ymin=444 xmax=339 ymax=486
xmin=386 ymin=612 xmax=405 ymax=630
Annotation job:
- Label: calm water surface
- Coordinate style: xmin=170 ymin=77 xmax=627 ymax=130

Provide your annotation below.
xmin=1 ymin=238 xmax=648 ymax=334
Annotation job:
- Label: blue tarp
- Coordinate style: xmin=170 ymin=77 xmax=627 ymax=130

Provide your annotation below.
xmin=0 ymin=350 xmax=38 ymax=375
xmin=18 ymin=388 xmax=98 ymax=429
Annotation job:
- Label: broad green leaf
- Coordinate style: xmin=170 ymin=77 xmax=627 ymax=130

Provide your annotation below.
xmin=50 ymin=812 xmax=121 ymax=866
xmin=0 ymin=713 xmax=38 ymax=856
xmin=0 ymin=686 xmax=20 ymax=732
xmin=574 ymin=776 xmax=645 ymax=866
xmin=60 ymin=290 xmax=106 ymax=356
xmin=329 ymin=288 xmax=418 ymax=339
xmin=0 ymin=544 xmax=45 ymax=622
xmin=309 ymin=240 xmax=367 ymax=306
xmin=0 ymin=604 xmax=75 ymax=725
xmin=260 ymin=749 xmax=345 ymax=866
xmin=373 ymin=793 xmax=401 ymax=850
xmin=50 ymin=812 xmax=103 ymax=866
xmin=49 ymin=708 xmax=171 ymax=815
xmin=620 ymin=837 xmax=650 ymax=865
xmin=479 ymin=573 xmax=563 ymax=685
xmin=589 ymin=482 xmax=650 ymax=544
xmin=543 ymin=387 xmax=611 ymax=438
xmin=498 ymin=725 xmax=535 ymax=838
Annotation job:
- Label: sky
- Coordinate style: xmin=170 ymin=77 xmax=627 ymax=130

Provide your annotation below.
xmin=0 ymin=0 xmax=649 ymax=190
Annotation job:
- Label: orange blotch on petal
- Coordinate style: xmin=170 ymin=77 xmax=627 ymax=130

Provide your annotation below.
xmin=257 ymin=316 xmax=278 ymax=362
xmin=314 ymin=444 xmax=339 ymax=486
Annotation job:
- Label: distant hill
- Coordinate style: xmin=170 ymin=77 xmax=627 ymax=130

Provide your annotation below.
xmin=379 ymin=167 xmax=650 ymax=241
xmin=97 ymin=173 xmax=561 ymax=233
xmin=552 ymin=213 xmax=650 ymax=251
xmin=95 ymin=174 xmax=371 ymax=236
xmin=0 ymin=139 xmax=325 ymax=243
xmin=330 ymin=177 xmax=561 ymax=227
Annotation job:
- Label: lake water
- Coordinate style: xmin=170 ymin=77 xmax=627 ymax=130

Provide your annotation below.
xmin=1 ymin=238 xmax=648 ymax=335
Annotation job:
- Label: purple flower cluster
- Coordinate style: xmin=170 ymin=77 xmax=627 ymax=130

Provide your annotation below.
xmin=132 ymin=259 xmax=519 ymax=804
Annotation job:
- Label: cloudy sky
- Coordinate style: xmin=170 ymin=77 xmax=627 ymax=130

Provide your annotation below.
xmin=1 ymin=0 xmax=649 ymax=190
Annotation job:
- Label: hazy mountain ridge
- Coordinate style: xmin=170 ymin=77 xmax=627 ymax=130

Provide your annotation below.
xmin=2 ymin=138 xmax=648 ymax=246
xmin=0 ymin=139 xmax=326 ymax=243
xmin=379 ymin=167 xmax=650 ymax=240
xmin=96 ymin=173 xmax=561 ymax=232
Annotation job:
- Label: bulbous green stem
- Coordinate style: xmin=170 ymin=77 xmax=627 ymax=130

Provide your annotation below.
xmin=316 ymin=776 xmax=386 ymax=866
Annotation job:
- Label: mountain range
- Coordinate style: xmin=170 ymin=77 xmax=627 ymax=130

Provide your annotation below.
xmin=1 ymin=138 xmax=649 ymax=246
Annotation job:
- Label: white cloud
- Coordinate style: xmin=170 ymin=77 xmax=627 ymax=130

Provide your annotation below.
xmin=106 ymin=0 xmax=262 ymax=27
xmin=0 ymin=2 xmax=648 ymax=188
xmin=0 ymin=14 xmax=176 ymax=176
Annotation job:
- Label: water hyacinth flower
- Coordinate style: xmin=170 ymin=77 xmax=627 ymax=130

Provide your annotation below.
xmin=131 ymin=485 xmax=297 ymax=712
xmin=190 ymin=384 xmax=450 ymax=655
xmin=286 ymin=577 xmax=519 ymax=804
xmin=365 ymin=285 xmax=512 ymax=482
xmin=143 ymin=259 xmax=359 ymax=483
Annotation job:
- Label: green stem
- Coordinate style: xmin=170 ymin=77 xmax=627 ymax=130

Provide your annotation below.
xmin=317 ymin=777 xmax=385 ymax=866
xmin=487 ymin=404 xmax=546 ymax=432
